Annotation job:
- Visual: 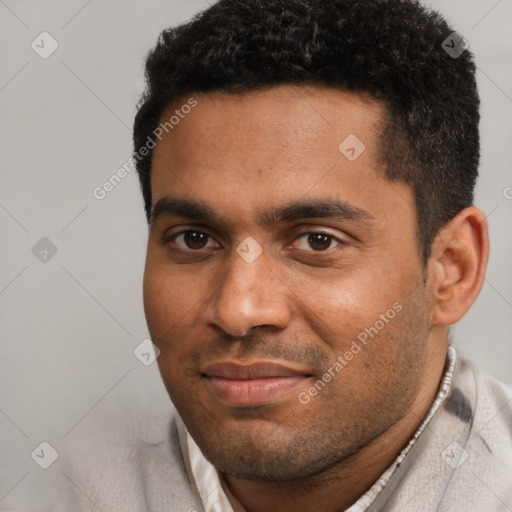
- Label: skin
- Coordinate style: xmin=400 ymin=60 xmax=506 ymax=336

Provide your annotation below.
xmin=143 ymin=85 xmax=489 ymax=512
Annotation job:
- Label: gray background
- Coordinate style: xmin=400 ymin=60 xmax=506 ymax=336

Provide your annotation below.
xmin=1 ymin=0 xmax=511 ymax=505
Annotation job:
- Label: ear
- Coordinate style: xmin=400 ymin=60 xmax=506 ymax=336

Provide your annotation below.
xmin=429 ymin=206 xmax=489 ymax=326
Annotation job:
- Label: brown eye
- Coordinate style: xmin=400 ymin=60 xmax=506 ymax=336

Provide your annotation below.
xmin=182 ymin=231 xmax=209 ymax=249
xmin=164 ymin=229 xmax=219 ymax=251
xmin=292 ymin=231 xmax=343 ymax=252
xmin=307 ymin=233 xmax=333 ymax=251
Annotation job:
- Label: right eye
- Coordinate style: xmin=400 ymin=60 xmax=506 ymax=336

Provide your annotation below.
xmin=163 ymin=229 xmax=222 ymax=252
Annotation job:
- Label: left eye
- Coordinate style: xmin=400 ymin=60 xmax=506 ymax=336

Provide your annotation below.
xmin=293 ymin=232 xmax=343 ymax=252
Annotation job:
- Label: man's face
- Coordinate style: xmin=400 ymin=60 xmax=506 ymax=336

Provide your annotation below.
xmin=144 ymin=85 xmax=434 ymax=480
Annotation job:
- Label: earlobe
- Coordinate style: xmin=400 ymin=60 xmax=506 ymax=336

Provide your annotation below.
xmin=430 ymin=207 xmax=489 ymax=326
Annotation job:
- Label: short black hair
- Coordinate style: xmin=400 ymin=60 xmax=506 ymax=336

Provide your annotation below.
xmin=133 ymin=0 xmax=480 ymax=263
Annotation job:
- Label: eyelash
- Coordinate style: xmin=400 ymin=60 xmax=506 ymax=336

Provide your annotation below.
xmin=162 ymin=228 xmax=346 ymax=254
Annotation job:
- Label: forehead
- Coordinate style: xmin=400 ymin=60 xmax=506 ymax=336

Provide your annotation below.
xmin=154 ymin=85 xmax=385 ymax=162
xmin=150 ymin=85 xmax=413 ymax=230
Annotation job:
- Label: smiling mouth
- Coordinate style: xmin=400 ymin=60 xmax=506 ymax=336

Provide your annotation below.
xmin=203 ymin=375 xmax=310 ymax=406
xmin=201 ymin=360 xmax=312 ymax=406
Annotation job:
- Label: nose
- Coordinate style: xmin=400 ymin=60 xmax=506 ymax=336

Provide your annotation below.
xmin=202 ymin=248 xmax=292 ymax=337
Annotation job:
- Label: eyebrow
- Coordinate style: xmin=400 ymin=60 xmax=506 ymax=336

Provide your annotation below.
xmin=151 ymin=196 xmax=375 ymax=228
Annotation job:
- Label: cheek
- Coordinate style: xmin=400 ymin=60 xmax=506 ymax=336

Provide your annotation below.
xmin=280 ymin=264 xmax=404 ymax=342
xmin=143 ymin=258 xmax=186 ymax=335
xmin=142 ymin=254 xmax=215 ymax=351
xmin=143 ymin=266 xmax=193 ymax=382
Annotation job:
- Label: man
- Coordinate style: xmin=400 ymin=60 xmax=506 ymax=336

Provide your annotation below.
xmin=58 ymin=0 xmax=511 ymax=510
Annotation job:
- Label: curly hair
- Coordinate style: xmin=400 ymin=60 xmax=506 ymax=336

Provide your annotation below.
xmin=133 ymin=0 xmax=480 ymax=263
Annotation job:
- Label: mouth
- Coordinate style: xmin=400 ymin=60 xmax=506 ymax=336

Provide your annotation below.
xmin=201 ymin=360 xmax=312 ymax=407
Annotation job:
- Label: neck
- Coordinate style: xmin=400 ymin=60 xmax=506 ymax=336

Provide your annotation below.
xmin=221 ymin=330 xmax=448 ymax=512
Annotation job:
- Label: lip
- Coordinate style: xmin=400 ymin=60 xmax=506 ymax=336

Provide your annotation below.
xmin=202 ymin=360 xmax=309 ymax=379
xmin=201 ymin=360 xmax=311 ymax=406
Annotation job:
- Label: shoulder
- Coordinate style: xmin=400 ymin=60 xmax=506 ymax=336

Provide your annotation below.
xmin=440 ymin=357 xmax=512 ymax=511
xmin=375 ymin=354 xmax=512 ymax=512
xmin=459 ymin=357 xmax=512 ymax=432
xmin=42 ymin=407 xmax=203 ymax=512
